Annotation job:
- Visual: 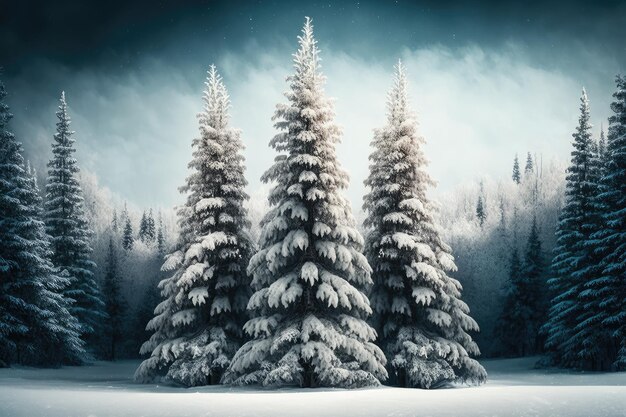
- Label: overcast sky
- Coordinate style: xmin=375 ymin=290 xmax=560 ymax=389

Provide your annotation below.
xmin=2 ymin=0 xmax=625 ymax=208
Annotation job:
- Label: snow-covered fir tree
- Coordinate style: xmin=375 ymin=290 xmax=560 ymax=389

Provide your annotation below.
xmin=103 ymin=236 xmax=125 ymax=360
xmin=0 ymin=80 xmax=85 ymax=366
xmin=497 ymin=215 xmax=545 ymax=356
xmin=122 ymin=215 xmax=134 ymax=250
xmin=224 ymin=18 xmax=387 ymax=388
xmin=136 ymin=65 xmax=253 ymax=386
xmin=586 ymin=76 xmax=626 ymax=370
xmin=512 ymin=154 xmax=521 ymax=184
xmin=139 ymin=211 xmax=149 ymax=242
xmin=44 ymin=91 xmax=105 ymax=347
xmin=543 ymin=88 xmax=600 ymax=369
xmin=157 ymin=212 xmax=166 ymax=256
xmin=138 ymin=209 xmax=156 ymax=244
xmin=362 ymin=61 xmax=485 ymax=388
xmin=525 ymin=152 xmax=534 ymax=175
xmin=476 ymin=182 xmax=486 ymax=227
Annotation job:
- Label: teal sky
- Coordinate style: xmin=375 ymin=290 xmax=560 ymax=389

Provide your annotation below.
xmin=2 ymin=0 xmax=625 ymax=208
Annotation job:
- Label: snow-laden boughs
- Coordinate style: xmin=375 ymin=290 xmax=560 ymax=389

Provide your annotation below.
xmin=44 ymin=92 xmax=105 ymax=345
xmin=583 ymin=76 xmax=626 ymax=370
xmin=543 ymin=89 xmax=610 ymax=370
xmin=135 ymin=65 xmax=253 ymax=386
xmin=362 ymin=61 xmax=486 ymax=388
xmin=223 ymin=18 xmax=387 ymax=388
xmin=0 ymin=79 xmax=85 ymax=366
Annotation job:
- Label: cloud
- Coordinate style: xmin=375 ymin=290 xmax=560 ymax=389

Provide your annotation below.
xmin=6 ymin=40 xmax=618 ymax=210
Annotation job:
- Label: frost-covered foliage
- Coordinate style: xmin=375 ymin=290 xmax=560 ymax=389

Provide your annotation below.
xmin=224 ymin=18 xmax=386 ymax=388
xmin=437 ymin=158 xmax=565 ymax=357
xmin=44 ymin=92 xmax=105 ymax=346
xmin=543 ymin=89 xmax=610 ymax=370
xmin=363 ymin=62 xmax=486 ymax=388
xmin=0 ymin=80 xmax=85 ymax=366
xmin=136 ymin=66 xmax=253 ymax=386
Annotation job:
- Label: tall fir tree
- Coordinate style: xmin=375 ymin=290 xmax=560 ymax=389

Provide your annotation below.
xmin=146 ymin=209 xmax=156 ymax=243
xmin=103 ymin=236 xmax=125 ymax=360
xmin=512 ymin=154 xmax=521 ymax=184
xmin=156 ymin=212 xmax=166 ymax=256
xmin=224 ymin=18 xmax=387 ymax=388
xmin=476 ymin=181 xmax=486 ymax=227
xmin=525 ymin=152 xmax=534 ymax=175
xmin=138 ymin=211 xmax=149 ymax=242
xmin=362 ymin=62 xmax=485 ymax=388
xmin=0 ymin=80 xmax=84 ymax=366
xmin=122 ymin=215 xmax=134 ymax=251
xmin=586 ymin=76 xmax=626 ymax=370
xmin=136 ymin=65 xmax=253 ymax=386
xmin=44 ymin=91 xmax=104 ymax=347
xmin=543 ymin=88 xmax=600 ymax=369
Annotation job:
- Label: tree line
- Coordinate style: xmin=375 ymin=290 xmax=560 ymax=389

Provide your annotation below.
xmin=1 ymin=17 xmax=624 ymax=388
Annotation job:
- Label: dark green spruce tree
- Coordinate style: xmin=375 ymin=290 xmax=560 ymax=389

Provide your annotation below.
xmin=543 ymin=88 xmax=599 ymax=369
xmin=44 ymin=91 xmax=105 ymax=349
xmin=0 ymin=80 xmax=84 ymax=366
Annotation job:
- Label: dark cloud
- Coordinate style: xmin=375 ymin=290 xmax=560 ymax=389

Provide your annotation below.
xmin=1 ymin=0 xmax=624 ymax=207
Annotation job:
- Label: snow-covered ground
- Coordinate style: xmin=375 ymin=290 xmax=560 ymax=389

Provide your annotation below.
xmin=0 ymin=357 xmax=624 ymax=417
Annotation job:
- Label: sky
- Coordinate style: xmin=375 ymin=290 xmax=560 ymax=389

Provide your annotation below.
xmin=1 ymin=0 xmax=625 ymax=209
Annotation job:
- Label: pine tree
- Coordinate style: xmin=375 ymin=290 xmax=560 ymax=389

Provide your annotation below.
xmin=525 ymin=152 xmax=534 ymax=175
xmin=138 ymin=211 xmax=149 ymax=242
xmin=224 ymin=18 xmax=387 ymax=388
xmin=44 ymin=91 xmax=104 ymax=346
xmin=156 ymin=212 xmax=166 ymax=256
xmin=146 ymin=209 xmax=156 ymax=243
xmin=476 ymin=181 xmax=486 ymax=227
xmin=362 ymin=61 xmax=485 ymax=388
xmin=103 ymin=236 xmax=125 ymax=360
xmin=136 ymin=65 xmax=253 ymax=386
xmin=0 ymin=80 xmax=84 ymax=366
xmin=111 ymin=209 xmax=119 ymax=233
xmin=543 ymin=88 xmax=599 ymax=369
xmin=586 ymin=76 xmax=626 ymax=370
xmin=512 ymin=154 xmax=521 ymax=184
xmin=122 ymin=215 xmax=134 ymax=251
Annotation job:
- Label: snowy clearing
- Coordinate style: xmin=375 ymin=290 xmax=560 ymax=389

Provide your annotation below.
xmin=0 ymin=357 xmax=624 ymax=417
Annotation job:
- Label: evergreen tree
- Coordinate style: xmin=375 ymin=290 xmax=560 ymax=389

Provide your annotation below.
xmin=476 ymin=182 xmax=486 ymax=227
xmin=224 ymin=18 xmax=387 ymax=388
xmin=44 ymin=91 xmax=104 ymax=346
xmin=111 ymin=209 xmax=119 ymax=233
xmin=586 ymin=76 xmax=626 ymax=370
xmin=543 ymin=88 xmax=599 ymax=369
xmin=103 ymin=236 xmax=125 ymax=360
xmin=512 ymin=154 xmax=521 ymax=184
xmin=146 ymin=209 xmax=156 ymax=243
xmin=122 ymin=215 xmax=134 ymax=251
xmin=136 ymin=65 xmax=253 ymax=386
xmin=362 ymin=61 xmax=485 ymax=388
xmin=0 ymin=80 xmax=84 ymax=366
xmin=156 ymin=212 xmax=166 ymax=256
xmin=138 ymin=211 xmax=149 ymax=242
xmin=525 ymin=152 xmax=534 ymax=175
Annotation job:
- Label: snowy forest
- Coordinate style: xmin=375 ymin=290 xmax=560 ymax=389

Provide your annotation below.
xmin=1 ymin=4 xmax=625 ymax=417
